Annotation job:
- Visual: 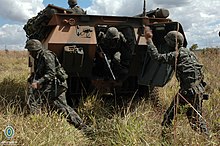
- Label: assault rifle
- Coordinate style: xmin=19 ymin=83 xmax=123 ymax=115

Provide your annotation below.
xmin=97 ymin=45 xmax=116 ymax=80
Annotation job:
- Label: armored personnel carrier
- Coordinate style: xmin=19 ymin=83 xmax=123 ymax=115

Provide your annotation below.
xmin=24 ymin=2 xmax=187 ymax=107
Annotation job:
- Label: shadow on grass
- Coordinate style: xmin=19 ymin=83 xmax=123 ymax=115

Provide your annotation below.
xmin=0 ymin=77 xmax=28 ymax=114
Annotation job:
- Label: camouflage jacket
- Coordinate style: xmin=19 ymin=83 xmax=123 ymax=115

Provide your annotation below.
xmin=33 ymin=49 xmax=67 ymax=92
xmin=98 ymin=32 xmax=132 ymax=68
xmin=146 ymin=41 xmax=204 ymax=90
xmin=68 ymin=6 xmax=86 ymax=15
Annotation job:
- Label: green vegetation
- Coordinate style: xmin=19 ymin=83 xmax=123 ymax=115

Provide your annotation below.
xmin=0 ymin=50 xmax=219 ymax=145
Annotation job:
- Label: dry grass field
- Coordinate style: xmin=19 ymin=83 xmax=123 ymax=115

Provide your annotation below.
xmin=0 ymin=49 xmax=219 ymax=145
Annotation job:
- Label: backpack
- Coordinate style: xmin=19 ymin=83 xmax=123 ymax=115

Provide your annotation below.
xmin=69 ymin=6 xmax=86 ymax=15
xmin=55 ymin=56 xmax=68 ymax=82
xmin=23 ymin=8 xmax=52 ymax=40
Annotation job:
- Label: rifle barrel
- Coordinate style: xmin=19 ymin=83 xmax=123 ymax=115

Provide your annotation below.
xmin=98 ymin=45 xmax=116 ymax=80
xmin=143 ymin=0 xmax=146 ymax=17
xmin=103 ymin=54 xmax=116 ymax=80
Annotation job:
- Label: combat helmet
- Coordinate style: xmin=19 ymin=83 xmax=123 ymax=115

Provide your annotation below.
xmin=105 ymin=27 xmax=120 ymax=39
xmin=164 ymin=31 xmax=184 ymax=47
xmin=25 ymin=39 xmax=42 ymax=51
xmin=68 ymin=0 xmax=77 ymax=7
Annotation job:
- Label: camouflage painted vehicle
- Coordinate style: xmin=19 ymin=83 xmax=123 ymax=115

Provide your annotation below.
xmin=24 ymin=3 xmax=187 ymax=107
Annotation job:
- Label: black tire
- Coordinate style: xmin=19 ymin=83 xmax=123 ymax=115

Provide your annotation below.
xmin=138 ymin=85 xmax=160 ymax=106
xmin=148 ymin=86 xmax=160 ymax=106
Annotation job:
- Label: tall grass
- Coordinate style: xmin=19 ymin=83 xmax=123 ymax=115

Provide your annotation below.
xmin=0 ymin=50 xmax=219 ymax=145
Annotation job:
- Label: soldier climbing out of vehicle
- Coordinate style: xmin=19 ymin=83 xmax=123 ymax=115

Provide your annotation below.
xmin=144 ymin=26 xmax=210 ymax=143
xmin=25 ymin=39 xmax=88 ymax=131
xmin=67 ymin=0 xmax=86 ymax=14
xmin=92 ymin=27 xmax=133 ymax=95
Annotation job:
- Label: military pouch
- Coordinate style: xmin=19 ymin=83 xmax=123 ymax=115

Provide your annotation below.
xmin=56 ymin=67 xmax=68 ymax=82
xmin=202 ymin=94 xmax=209 ymax=100
xmin=201 ymin=80 xmax=207 ymax=87
xmin=54 ymin=54 xmax=68 ymax=82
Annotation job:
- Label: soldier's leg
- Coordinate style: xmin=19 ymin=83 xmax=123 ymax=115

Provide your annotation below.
xmin=186 ymin=93 xmax=209 ymax=136
xmin=112 ymin=58 xmax=129 ymax=81
xmin=161 ymin=97 xmax=176 ymax=144
xmin=161 ymin=93 xmax=183 ymax=144
xmin=161 ymin=99 xmax=176 ymax=127
xmin=27 ymin=90 xmax=43 ymax=114
xmin=53 ymin=91 xmax=85 ymax=129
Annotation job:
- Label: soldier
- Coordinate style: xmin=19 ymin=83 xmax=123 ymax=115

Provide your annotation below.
xmin=25 ymin=39 xmax=87 ymax=130
xmin=144 ymin=27 xmax=210 ymax=141
xmin=67 ymin=0 xmax=86 ymax=14
xmin=94 ymin=27 xmax=132 ymax=82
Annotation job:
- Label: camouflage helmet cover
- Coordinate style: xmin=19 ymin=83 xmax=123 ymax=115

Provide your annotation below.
xmin=25 ymin=39 xmax=42 ymax=51
xmin=68 ymin=0 xmax=77 ymax=7
xmin=164 ymin=31 xmax=184 ymax=47
xmin=105 ymin=27 xmax=120 ymax=39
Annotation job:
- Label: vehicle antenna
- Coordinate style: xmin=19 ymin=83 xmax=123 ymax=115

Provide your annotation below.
xmin=143 ymin=0 xmax=146 ymax=17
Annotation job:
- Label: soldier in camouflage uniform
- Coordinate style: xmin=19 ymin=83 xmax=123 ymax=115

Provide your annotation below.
xmin=144 ymin=27 xmax=209 ymax=140
xmin=94 ymin=27 xmax=132 ymax=81
xmin=67 ymin=0 xmax=86 ymax=14
xmin=25 ymin=39 xmax=86 ymax=130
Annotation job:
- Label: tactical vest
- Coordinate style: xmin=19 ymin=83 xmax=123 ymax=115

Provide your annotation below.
xmin=176 ymin=47 xmax=203 ymax=89
xmin=53 ymin=54 xmax=68 ymax=82
xmin=36 ymin=50 xmax=68 ymax=82
xmin=69 ymin=6 xmax=86 ymax=14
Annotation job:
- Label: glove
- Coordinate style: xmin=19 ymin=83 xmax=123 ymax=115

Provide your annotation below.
xmin=144 ymin=26 xmax=153 ymax=40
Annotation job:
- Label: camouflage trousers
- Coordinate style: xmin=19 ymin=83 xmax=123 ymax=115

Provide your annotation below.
xmin=161 ymin=88 xmax=209 ymax=138
xmin=27 ymin=87 xmax=84 ymax=129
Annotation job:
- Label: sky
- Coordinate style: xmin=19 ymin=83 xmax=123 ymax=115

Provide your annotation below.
xmin=0 ymin=0 xmax=219 ymax=50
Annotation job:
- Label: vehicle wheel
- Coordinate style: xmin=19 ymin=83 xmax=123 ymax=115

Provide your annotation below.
xmin=138 ymin=85 xmax=160 ymax=106
xmin=147 ymin=86 xmax=160 ymax=106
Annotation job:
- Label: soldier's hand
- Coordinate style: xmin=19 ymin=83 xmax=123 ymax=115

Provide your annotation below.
xmin=98 ymin=52 xmax=104 ymax=58
xmin=144 ymin=26 xmax=153 ymax=40
xmin=31 ymin=81 xmax=41 ymax=89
